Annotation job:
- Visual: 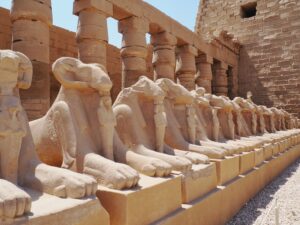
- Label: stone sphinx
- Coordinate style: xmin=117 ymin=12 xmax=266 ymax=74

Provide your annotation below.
xmin=201 ymin=94 xmax=262 ymax=152
xmin=256 ymin=105 xmax=268 ymax=134
xmin=0 ymin=50 xmax=96 ymax=218
xmin=155 ymin=78 xmax=228 ymax=159
xmin=191 ymin=87 xmax=243 ymax=154
xmin=233 ymin=97 xmax=258 ymax=135
xmin=267 ymin=107 xmax=298 ymax=139
xmin=204 ymin=93 xmax=236 ymax=141
xmin=222 ymin=96 xmax=268 ymax=147
xmin=232 ymin=98 xmax=292 ymax=146
xmin=282 ymin=109 xmax=297 ymax=130
xmin=30 ymin=57 xmax=179 ymax=189
xmin=113 ymin=76 xmax=210 ymax=174
xmin=271 ymin=107 xmax=286 ymax=131
xmin=261 ymin=105 xmax=277 ymax=133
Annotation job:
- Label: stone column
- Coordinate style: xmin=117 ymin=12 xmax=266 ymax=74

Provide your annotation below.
xmin=213 ymin=61 xmax=228 ymax=96
xmin=151 ymin=31 xmax=177 ymax=81
xmin=11 ymin=0 xmax=52 ymax=120
xmin=195 ymin=54 xmax=213 ymax=93
xmin=74 ymin=0 xmax=113 ymax=68
xmin=118 ymin=16 xmax=149 ymax=88
xmin=175 ymin=45 xmax=197 ymax=91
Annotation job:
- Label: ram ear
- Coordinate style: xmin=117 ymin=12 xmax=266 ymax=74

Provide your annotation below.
xmin=15 ymin=51 xmax=33 ymax=90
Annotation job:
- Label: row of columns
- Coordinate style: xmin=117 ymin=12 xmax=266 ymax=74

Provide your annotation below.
xmin=73 ymin=1 xmax=222 ymax=93
xmin=9 ymin=0 xmax=237 ymax=121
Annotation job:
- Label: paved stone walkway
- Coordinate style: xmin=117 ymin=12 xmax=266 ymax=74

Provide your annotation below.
xmin=227 ymin=158 xmax=300 ymax=225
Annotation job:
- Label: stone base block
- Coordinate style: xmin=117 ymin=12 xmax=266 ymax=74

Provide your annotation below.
xmin=263 ymin=144 xmax=274 ymax=160
xmin=180 ymin=163 xmax=218 ymax=203
xmin=272 ymin=142 xmax=280 ymax=155
xmin=254 ymin=148 xmax=265 ymax=166
xmin=278 ymin=141 xmax=286 ymax=153
xmin=211 ymin=155 xmax=239 ymax=185
xmin=2 ymin=189 xmax=108 ymax=225
xmin=97 ymin=175 xmax=182 ymax=225
xmin=153 ymin=144 xmax=300 ymax=225
xmin=239 ymin=151 xmax=255 ymax=174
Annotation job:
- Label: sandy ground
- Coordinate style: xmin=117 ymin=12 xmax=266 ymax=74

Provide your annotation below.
xmin=227 ymin=158 xmax=300 ymax=225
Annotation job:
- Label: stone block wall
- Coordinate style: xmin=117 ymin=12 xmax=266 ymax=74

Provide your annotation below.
xmin=196 ymin=0 xmax=300 ymax=117
xmin=0 ymin=7 xmax=122 ymax=120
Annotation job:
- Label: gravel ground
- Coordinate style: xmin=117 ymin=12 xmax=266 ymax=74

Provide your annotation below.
xmin=227 ymin=158 xmax=300 ymax=225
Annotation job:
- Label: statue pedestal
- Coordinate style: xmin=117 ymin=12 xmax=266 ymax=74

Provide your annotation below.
xmin=211 ymin=155 xmax=239 ymax=185
xmin=263 ymin=144 xmax=274 ymax=160
xmin=152 ymin=143 xmax=300 ymax=225
xmin=97 ymin=175 xmax=182 ymax=225
xmin=272 ymin=142 xmax=280 ymax=155
xmin=238 ymin=151 xmax=255 ymax=174
xmin=180 ymin=163 xmax=218 ymax=203
xmin=280 ymin=140 xmax=288 ymax=152
xmin=2 ymin=188 xmax=108 ymax=225
xmin=254 ymin=148 xmax=265 ymax=166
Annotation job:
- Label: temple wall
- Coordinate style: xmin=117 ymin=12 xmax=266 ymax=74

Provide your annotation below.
xmin=1 ymin=0 xmax=239 ymax=120
xmin=196 ymin=0 xmax=300 ymax=117
xmin=0 ymin=7 xmax=122 ymax=119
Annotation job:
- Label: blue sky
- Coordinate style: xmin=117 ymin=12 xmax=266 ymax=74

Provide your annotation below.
xmin=0 ymin=0 xmax=199 ymax=47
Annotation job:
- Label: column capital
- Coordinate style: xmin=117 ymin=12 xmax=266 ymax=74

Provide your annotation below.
xmin=177 ymin=44 xmax=198 ymax=56
xmin=73 ymin=0 xmax=113 ymax=16
xmin=151 ymin=31 xmax=177 ymax=46
xmin=118 ymin=16 xmax=149 ymax=34
xmin=196 ymin=54 xmax=213 ymax=64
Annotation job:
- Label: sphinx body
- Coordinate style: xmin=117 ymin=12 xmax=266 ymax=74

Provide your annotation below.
xmin=197 ymin=94 xmax=262 ymax=152
xmin=0 ymin=51 xmax=97 ymax=219
xmin=155 ymin=79 xmax=228 ymax=159
xmin=113 ymin=76 xmax=212 ymax=174
xmin=233 ymin=98 xmax=284 ymax=144
xmin=191 ymin=88 xmax=244 ymax=154
xmin=215 ymin=96 xmax=272 ymax=150
xmin=30 ymin=58 xmax=180 ymax=189
xmin=30 ymin=57 xmax=146 ymax=189
xmin=227 ymin=97 xmax=295 ymax=146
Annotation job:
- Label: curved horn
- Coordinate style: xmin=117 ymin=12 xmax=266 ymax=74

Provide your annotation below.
xmin=15 ymin=51 xmax=33 ymax=90
xmin=52 ymin=57 xmax=89 ymax=90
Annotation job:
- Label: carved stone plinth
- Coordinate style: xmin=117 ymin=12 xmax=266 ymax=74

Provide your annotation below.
xmin=97 ymin=175 xmax=182 ymax=225
xmin=180 ymin=163 xmax=217 ymax=203
xmin=278 ymin=140 xmax=287 ymax=152
xmin=153 ymin=144 xmax=300 ymax=225
xmin=2 ymin=189 xmax=108 ymax=225
xmin=238 ymin=151 xmax=255 ymax=174
xmin=263 ymin=143 xmax=274 ymax=160
xmin=272 ymin=142 xmax=280 ymax=155
xmin=211 ymin=155 xmax=239 ymax=185
xmin=254 ymin=148 xmax=264 ymax=166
